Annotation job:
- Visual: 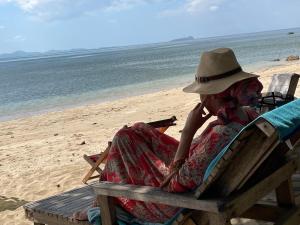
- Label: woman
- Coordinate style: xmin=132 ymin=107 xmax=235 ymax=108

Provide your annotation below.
xmin=75 ymin=48 xmax=263 ymax=224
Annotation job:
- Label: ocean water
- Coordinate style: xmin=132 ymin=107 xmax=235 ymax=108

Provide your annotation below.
xmin=1 ymin=28 xmax=300 ymax=121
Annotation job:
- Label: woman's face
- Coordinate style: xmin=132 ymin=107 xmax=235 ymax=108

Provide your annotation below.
xmin=200 ymin=94 xmax=224 ymax=116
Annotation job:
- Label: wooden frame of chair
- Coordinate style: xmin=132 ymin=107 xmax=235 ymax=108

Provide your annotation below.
xmin=82 ymin=116 xmax=177 ymax=184
xmin=91 ymin=118 xmax=300 ymax=225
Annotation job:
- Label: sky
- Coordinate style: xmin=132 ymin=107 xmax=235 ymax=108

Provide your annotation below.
xmin=0 ymin=0 xmax=300 ymax=54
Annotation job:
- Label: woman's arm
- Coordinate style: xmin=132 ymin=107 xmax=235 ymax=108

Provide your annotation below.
xmin=174 ymin=99 xmax=212 ymax=162
xmin=160 ymin=100 xmax=212 ymax=188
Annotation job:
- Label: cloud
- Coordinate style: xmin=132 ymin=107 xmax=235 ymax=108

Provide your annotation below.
xmin=186 ymin=0 xmax=224 ymax=13
xmin=0 ymin=0 xmax=161 ymax=21
xmin=159 ymin=0 xmax=224 ymax=17
xmin=13 ymin=35 xmax=26 ymax=41
xmin=104 ymin=0 xmax=147 ymax=12
xmin=13 ymin=0 xmax=110 ymax=21
xmin=209 ymin=5 xmax=219 ymax=11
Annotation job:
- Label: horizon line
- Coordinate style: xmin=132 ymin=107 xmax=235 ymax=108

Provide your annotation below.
xmin=1 ymin=26 xmax=299 ymax=56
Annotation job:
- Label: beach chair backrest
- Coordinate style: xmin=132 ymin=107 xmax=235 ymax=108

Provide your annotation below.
xmin=267 ymin=73 xmax=299 ymax=97
xmin=195 ymin=99 xmax=300 ymax=199
xmin=194 ymin=119 xmax=278 ymax=198
xmin=210 ymin=119 xmax=279 ymax=196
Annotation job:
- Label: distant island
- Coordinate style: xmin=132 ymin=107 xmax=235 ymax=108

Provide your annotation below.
xmin=0 ymin=49 xmax=89 ymax=60
xmin=169 ymin=36 xmax=195 ymax=42
xmin=0 ymin=48 xmax=120 ymax=61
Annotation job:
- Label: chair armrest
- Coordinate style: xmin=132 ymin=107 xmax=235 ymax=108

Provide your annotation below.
xmin=91 ymin=182 xmax=223 ymax=213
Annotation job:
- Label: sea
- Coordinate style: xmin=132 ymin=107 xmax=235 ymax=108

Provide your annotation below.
xmin=1 ymin=28 xmax=300 ymax=121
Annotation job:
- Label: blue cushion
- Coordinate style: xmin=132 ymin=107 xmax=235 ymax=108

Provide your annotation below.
xmin=261 ymin=99 xmax=300 ymax=140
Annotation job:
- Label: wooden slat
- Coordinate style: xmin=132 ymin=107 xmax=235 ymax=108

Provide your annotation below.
xmin=213 ymin=128 xmax=278 ymax=196
xmin=24 ymin=185 xmax=95 ymax=218
xmin=92 ymin=182 xmax=222 ymax=212
xmin=236 ymin=138 xmax=280 ymax=190
xmin=194 ymin=134 xmax=250 ymax=198
xmin=222 ymin=158 xmax=299 ymax=217
xmin=29 ymin=211 xmax=91 ymax=225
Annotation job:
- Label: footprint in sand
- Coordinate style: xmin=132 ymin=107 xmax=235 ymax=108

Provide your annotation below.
xmin=0 ymin=196 xmax=28 ymax=212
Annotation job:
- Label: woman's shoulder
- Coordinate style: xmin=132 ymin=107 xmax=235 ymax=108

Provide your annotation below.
xmin=193 ymin=120 xmax=243 ymax=144
xmin=208 ymin=119 xmax=244 ymax=134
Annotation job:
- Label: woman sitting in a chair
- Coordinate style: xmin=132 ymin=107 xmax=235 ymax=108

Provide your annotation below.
xmin=74 ymin=48 xmax=263 ymax=223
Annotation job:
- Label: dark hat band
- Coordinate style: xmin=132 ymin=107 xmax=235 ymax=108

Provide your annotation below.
xmin=195 ymin=67 xmax=242 ymax=83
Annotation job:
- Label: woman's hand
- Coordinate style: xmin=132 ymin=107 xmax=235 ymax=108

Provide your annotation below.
xmin=160 ymin=158 xmax=185 ymax=189
xmin=183 ymin=98 xmax=212 ymax=136
xmin=160 ymin=170 xmax=177 ymax=189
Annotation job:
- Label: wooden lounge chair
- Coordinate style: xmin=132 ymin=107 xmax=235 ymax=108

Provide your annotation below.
xmin=23 ymin=100 xmax=300 ymax=225
xmin=267 ymin=73 xmax=299 ymax=97
xmin=91 ymin=99 xmax=300 ymax=225
xmin=259 ymin=73 xmax=299 ymax=112
xmin=82 ymin=116 xmax=177 ymax=184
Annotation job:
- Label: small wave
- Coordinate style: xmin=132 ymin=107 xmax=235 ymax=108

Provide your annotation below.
xmin=68 ymin=54 xmax=94 ymax=59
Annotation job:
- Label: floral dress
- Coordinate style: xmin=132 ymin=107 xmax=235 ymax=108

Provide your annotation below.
xmin=100 ymin=107 xmax=259 ymax=223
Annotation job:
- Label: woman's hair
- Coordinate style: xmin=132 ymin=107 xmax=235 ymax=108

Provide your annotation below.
xmin=209 ymin=77 xmax=263 ymax=125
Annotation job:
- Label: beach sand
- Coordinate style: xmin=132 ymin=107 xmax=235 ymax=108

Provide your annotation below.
xmin=0 ymin=61 xmax=299 ymax=225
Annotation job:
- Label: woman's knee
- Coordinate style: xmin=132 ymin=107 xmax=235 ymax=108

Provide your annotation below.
xmin=132 ymin=122 xmax=149 ymax=129
xmin=112 ymin=126 xmax=135 ymax=146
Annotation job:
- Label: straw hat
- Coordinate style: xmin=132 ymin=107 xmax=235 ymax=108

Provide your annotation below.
xmin=183 ymin=48 xmax=259 ymax=95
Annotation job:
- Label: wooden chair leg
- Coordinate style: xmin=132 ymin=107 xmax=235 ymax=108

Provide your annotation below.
xmin=97 ymin=195 xmax=117 ymax=225
xmin=274 ymin=177 xmax=300 ymax=225
xmin=207 ymin=213 xmax=231 ymax=225
xmin=190 ymin=211 xmax=209 ymax=225
xmin=275 ymin=178 xmax=295 ymax=207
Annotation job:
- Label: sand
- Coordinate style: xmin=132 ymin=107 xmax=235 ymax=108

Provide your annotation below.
xmin=0 ymin=61 xmax=299 ymax=225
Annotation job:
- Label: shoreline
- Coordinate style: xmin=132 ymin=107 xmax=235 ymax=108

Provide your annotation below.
xmin=0 ymin=61 xmax=299 ymax=225
xmin=0 ymin=59 xmax=293 ymax=123
xmin=0 ymin=74 xmax=192 ymax=123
